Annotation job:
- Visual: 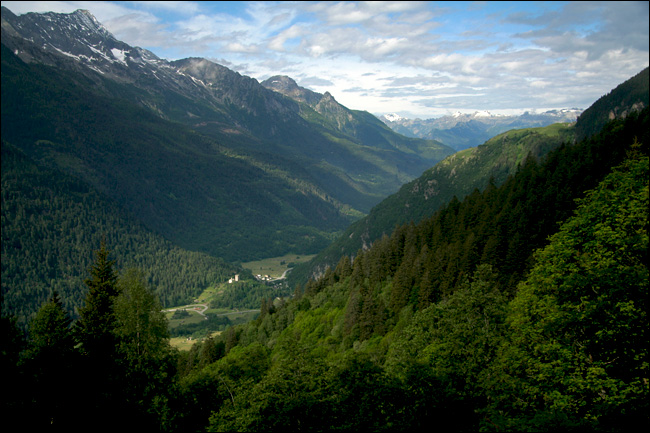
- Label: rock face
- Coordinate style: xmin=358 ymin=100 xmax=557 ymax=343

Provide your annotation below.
xmin=1 ymin=7 xmax=304 ymax=127
xmin=2 ymin=8 xmax=158 ymax=80
xmin=261 ymin=75 xmax=352 ymax=123
xmin=261 ymin=75 xmax=322 ymax=107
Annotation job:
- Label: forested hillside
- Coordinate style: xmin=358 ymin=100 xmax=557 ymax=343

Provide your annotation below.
xmin=1 ymin=142 xmax=239 ymax=328
xmin=0 ymin=43 xmax=354 ymax=263
xmin=0 ymin=5 xmax=452 ymax=350
xmin=194 ymin=108 xmax=648 ymax=432
xmin=290 ymin=67 xmax=649 ymax=287
xmin=1 ymin=7 xmax=647 ymax=431
xmin=4 ymin=106 xmax=646 ymax=431
xmin=575 ymin=67 xmax=649 ymax=140
xmin=290 ymin=121 xmax=576 ymax=285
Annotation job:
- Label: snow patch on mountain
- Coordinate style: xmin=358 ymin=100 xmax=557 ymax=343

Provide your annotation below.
xmin=111 ymin=48 xmax=127 ymax=65
xmin=382 ymin=113 xmax=404 ymax=122
xmin=52 ymin=46 xmax=81 ymax=61
xmin=379 ymin=108 xmax=583 ymax=151
xmin=473 ymin=110 xmax=492 ymax=118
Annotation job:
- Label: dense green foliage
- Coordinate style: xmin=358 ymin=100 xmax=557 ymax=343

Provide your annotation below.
xmin=3 ymin=107 xmax=647 ymax=430
xmin=489 ymin=148 xmax=648 ymax=430
xmin=208 ymin=279 xmax=287 ymax=311
xmin=289 ymin=121 xmax=576 ymax=287
xmin=1 ymin=141 xmax=239 ymax=328
xmin=168 ymin=313 xmax=234 ymax=338
xmin=2 ymin=246 xmax=178 ymax=429
xmin=2 ymin=15 xmax=648 ymax=429
xmin=16 ymin=291 xmax=78 ymax=425
xmin=181 ymin=110 xmax=648 ymax=431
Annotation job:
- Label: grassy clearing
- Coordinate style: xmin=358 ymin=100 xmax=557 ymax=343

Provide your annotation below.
xmin=170 ymin=336 xmax=201 ymax=351
xmin=242 ymin=253 xmax=316 ymax=278
xmin=194 ymin=286 xmax=220 ymax=303
xmin=170 ymin=331 xmax=222 ymax=351
xmin=165 ymin=306 xmax=259 ymax=350
xmin=165 ymin=254 xmax=311 ymax=351
xmin=164 ymin=308 xmax=206 ymax=329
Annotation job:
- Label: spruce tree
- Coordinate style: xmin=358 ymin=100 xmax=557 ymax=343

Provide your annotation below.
xmin=73 ymin=239 xmax=123 ymax=424
xmin=334 ymin=255 xmax=352 ymax=279
xmin=22 ymin=291 xmax=78 ymax=427
xmin=75 ymin=239 xmax=120 ymax=351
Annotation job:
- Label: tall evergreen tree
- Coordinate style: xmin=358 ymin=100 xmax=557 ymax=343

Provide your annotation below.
xmin=75 ymin=239 xmax=120 ymax=351
xmin=22 ymin=291 xmax=79 ymax=427
xmin=73 ymin=240 xmax=123 ymax=424
xmin=334 ymin=255 xmax=352 ymax=279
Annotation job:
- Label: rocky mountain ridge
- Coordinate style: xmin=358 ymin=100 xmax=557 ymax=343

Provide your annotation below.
xmin=289 ymin=67 xmax=649 ymax=285
xmin=1 ymin=6 xmax=454 ymax=264
xmin=379 ymin=108 xmax=583 ymax=150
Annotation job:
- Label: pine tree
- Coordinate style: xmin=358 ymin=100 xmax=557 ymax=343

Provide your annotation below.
xmin=334 ymin=255 xmax=352 ymax=279
xmin=349 ymin=249 xmax=366 ymax=288
xmin=389 ymin=252 xmax=415 ymax=314
xmin=75 ymin=239 xmax=120 ymax=351
xmin=198 ymin=336 xmax=225 ymax=369
xmin=22 ymin=291 xmax=79 ymax=427
xmin=73 ymin=239 xmax=123 ymax=424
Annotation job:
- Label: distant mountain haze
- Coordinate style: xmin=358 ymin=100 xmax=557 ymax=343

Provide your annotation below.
xmin=289 ymin=67 xmax=649 ymax=285
xmin=379 ymin=109 xmax=583 ymax=151
xmin=0 ymin=6 xmax=453 ymax=264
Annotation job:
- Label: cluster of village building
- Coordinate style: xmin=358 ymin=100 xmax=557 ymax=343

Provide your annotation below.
xmin=228 ymin=273 xmax=274 ymax=283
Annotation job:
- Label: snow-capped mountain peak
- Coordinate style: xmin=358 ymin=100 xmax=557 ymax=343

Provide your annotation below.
xmin=69 ymin=9 xmax=112 ymax=38
xmin=378 ymin=108 xmax=583 ymax=151
xmin=382 ymin=113 xmax=404 ymax=122
xmin=1 ymin=7 xmax=199 ymax=87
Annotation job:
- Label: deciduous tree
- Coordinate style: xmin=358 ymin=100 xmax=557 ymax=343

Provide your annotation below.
xmin=113 ymin=268 xmax=176 ymax=428
xmin=489 ymin=154 xmax=649 ymax=430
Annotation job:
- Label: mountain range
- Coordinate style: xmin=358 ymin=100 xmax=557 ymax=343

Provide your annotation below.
xmin=290 ymin=67 xmax=649 ymax=285
xmin=0 ymin=6 xmax=453 ymax=264
xmin=379 ymin=108 xmax=583 ymax=151
xmin=1 ymin=6 xmax=648 ymax=328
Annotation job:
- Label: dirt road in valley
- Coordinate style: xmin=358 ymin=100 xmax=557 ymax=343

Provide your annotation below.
xmin=164 ymin=304 xmax=208 ymax=318
xmin=164 ymin=305 xmax=259 ymax=319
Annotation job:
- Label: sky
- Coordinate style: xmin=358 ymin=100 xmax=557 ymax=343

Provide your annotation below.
xmin=2 ymin=1 xmax=649 ymax=118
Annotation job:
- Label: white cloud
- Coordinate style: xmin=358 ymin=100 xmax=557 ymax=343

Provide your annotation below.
xmin=2 ymin=0 xmax=648 ymax=118
xmin=268 ymin=23 xmax=305 ymax=51
xmin=130 ymin=1 xmax=202 ymax=15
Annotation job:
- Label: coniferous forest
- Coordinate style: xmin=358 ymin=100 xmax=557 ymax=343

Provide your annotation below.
xmin=1 ymin=7 xmax=648 ymax=431
xmin=2 ymin=104 xmax=647 ymax=430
